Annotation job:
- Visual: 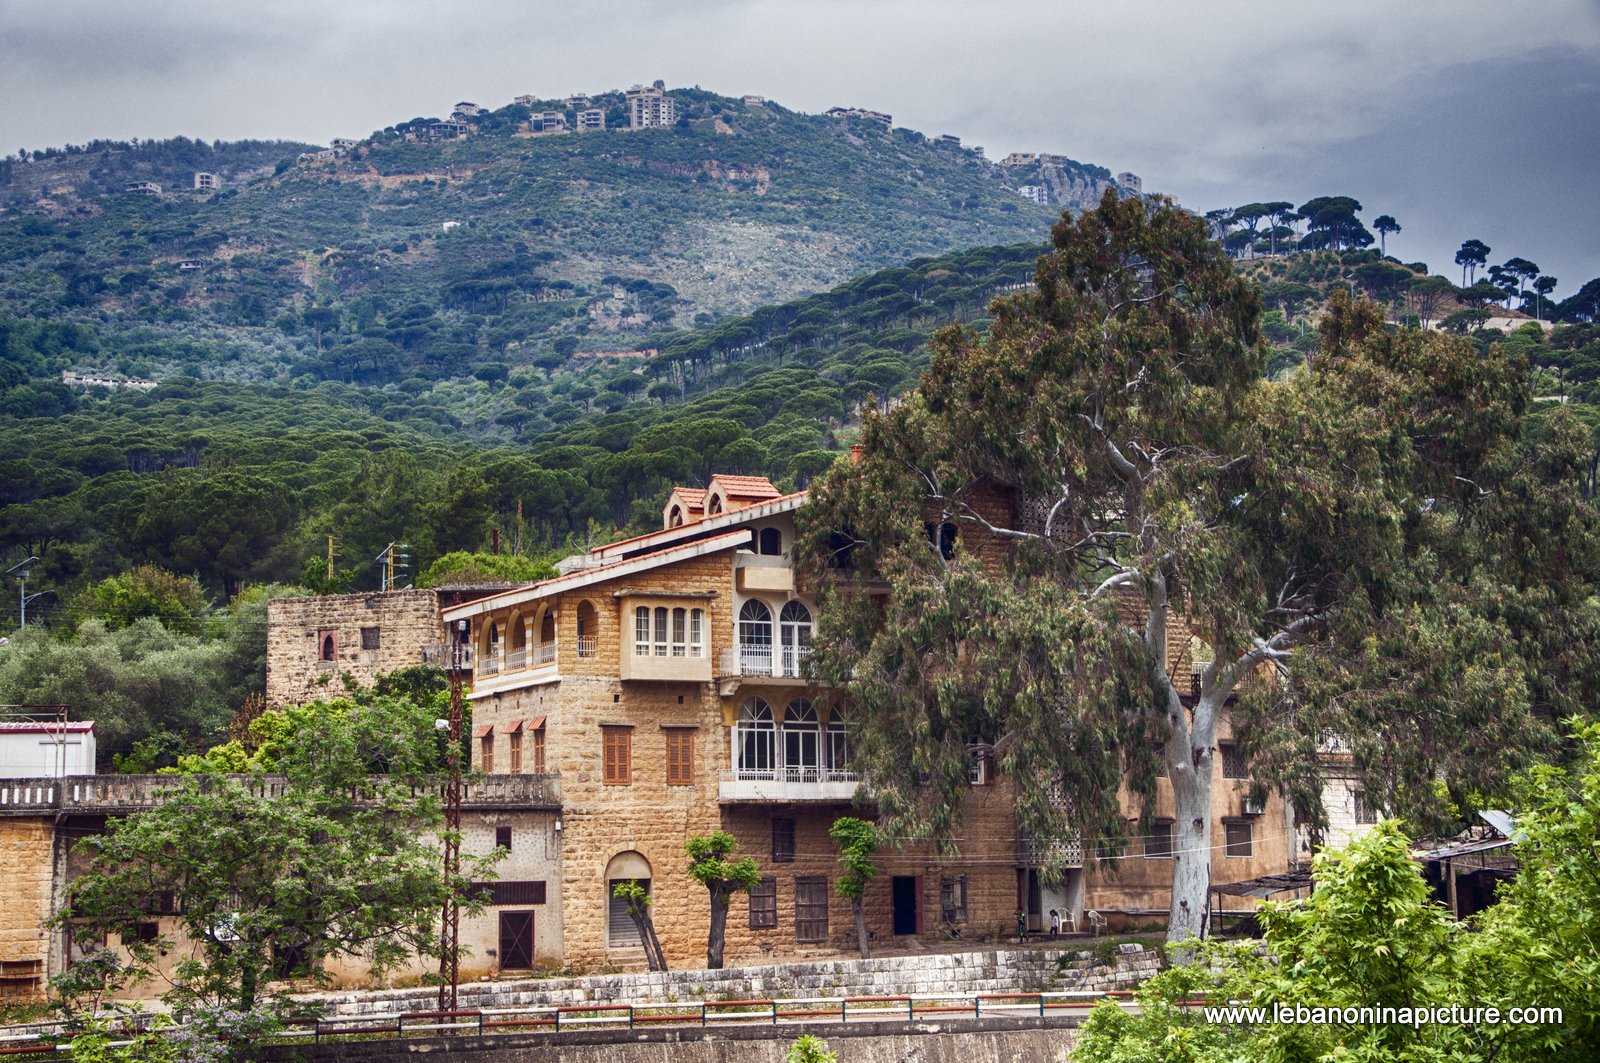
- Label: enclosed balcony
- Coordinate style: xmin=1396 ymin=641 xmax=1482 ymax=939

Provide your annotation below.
xmin=719 ymin=697 xmax=859 ymax=803
xmin=619 ymin=599 xmax=712 ymax=681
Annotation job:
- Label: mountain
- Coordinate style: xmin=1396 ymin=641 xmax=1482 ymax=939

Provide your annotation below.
xmin=0 ymin=87 xmax=1112 ymax=393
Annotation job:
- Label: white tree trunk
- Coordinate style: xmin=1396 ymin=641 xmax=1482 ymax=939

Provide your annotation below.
xmin=1166 ymin=701 xmax=1217 ymax=946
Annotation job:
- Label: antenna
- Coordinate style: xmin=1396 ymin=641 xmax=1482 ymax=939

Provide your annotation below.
xmin=376 ymin=542 xmax=410 ymax=591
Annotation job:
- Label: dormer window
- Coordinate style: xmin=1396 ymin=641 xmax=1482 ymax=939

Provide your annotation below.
xmin=707 ymin=494 xmax=724 ymax=515
xmin=669 ymin=504 xmax=684 ymax=527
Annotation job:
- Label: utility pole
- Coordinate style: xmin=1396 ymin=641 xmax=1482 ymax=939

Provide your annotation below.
xmin=438 ymin=619 xmax=467 ymax=1011
xmin=6 ymin=557 xmax=50 ymax=629
xmin=376 ymin=542 xmax=410 ymax=592
xmin=325 ymin=535 xmax=340 ymax=581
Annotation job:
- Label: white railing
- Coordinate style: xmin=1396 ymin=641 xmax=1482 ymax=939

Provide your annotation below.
xmin=533 ymin=640 xmax=557 ymax=665
xmin=576 ymin=636 xmax=597 ymax=658
xmin=781 ymin=645 xmax=811 ymax=678
xmin=421 ymin=644 xmax=473 ymax=668
xmin=724 ymin=765 xmax=858 ymax=784
xmin=478 ymin=653 xmax=502 ymax=677
xmin=503 ymin=648 xmax=529 ymax=671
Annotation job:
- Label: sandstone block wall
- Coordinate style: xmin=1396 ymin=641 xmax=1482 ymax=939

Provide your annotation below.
xmin=266 ymin=590 xmax=442 ymax=708
xmin=0 ymin=817 xmax=54 ymax=1001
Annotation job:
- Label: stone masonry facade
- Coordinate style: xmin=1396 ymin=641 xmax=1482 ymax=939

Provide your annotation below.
xmin=265 ymin=589 xmax=443 ymax=708
xmin=0 ymin=817 xmax=53 ymax=1001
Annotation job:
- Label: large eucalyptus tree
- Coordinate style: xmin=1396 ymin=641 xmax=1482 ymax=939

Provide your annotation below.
xmin=795 ymin=189 xmax=1573 ymax=946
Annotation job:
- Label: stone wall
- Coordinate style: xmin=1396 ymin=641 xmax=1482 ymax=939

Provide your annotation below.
xmin=262 ymin=1018 xmax=1083 ymax=1063
xmin=303 ymin=945 xmax=1161 ymax=1018
xmin=266 ymin=590 xmax=443 ymax=708
xmin=0 ymin=817 xmax=53 ymax=1001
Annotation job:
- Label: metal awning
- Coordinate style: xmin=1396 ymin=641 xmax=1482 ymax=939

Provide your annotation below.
xmin=1213 ymin=869 xmax=1315 ymax=898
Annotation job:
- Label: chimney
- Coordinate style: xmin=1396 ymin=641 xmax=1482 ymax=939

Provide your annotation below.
xmin=849 ymin=444 xmax=866 ymax=464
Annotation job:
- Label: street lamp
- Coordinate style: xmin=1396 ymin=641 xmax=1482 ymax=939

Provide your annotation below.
xmin=5 ymin=557 xmax=51 ymax=629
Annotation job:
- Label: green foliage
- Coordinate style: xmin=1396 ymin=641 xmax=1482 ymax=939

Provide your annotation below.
xmin=1077 ymin=731 xmax=1600 ymax=1061
xmin=51 ymin=682 xmax=492 ymax=1011
xmin=786 ymin=1034 xmax=838 ymax=1063
xmin=416 ymin=550 xmax=556 ymax=587
xmin=827 ymin=817 xmax=879 ymax=900
xmin=68 ymin=565 xmax=206 ymax=635
xmin=685 ymin=830 xmax=763 ymax=893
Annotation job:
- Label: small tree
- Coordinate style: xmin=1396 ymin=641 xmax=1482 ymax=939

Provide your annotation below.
xmin=1372 ymin=214 xmax=1400 ymax=255
xmin=828 ymin=817 xmax=879 ymax=958
xmin=685 ymin=831 xmax=761 ymax=969
xmin=611 ymin=880 xmax=667 ymax=971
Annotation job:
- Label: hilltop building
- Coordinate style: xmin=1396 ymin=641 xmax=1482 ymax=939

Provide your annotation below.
xmin=1017 ymin=185 xmax=1050 ymax=205
xmin=825 ymin=106 xmax=892 ymax=128
xmin=453 ymin=101 xmax=484 ymax=118
xmin=1116 ymin=171 xmax=1142 ymax=195
xmin=425 ymin=121 xmax=469 ymax=141
xmin=330 ymin=138 xmax=359 ymax=151
xmin=576 ymin=108 xmax=606 ymax=132
xmin=123 ymin=181 xmax=161 ymax=196
xmin=626 ymin=85 xmax=677 ymax=128
xmin=514 ymin=94 xmax=538 ymax=107
xmin=192 ymin=171 xmax=220 ymax=191
xmin=536 ymin=110 xmax=569 ymax=133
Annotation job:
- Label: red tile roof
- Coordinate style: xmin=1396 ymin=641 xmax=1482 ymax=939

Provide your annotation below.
xmin=710 ymin=474 xmax=781 ymax=499
xmin=672 ymin=487 xmax=707 ymax=506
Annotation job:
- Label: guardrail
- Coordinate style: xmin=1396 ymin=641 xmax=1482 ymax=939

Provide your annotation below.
xmin=0 ymin=990 xmax=1197 ymax=1056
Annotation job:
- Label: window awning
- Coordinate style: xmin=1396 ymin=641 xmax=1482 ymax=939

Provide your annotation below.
xmin=472 ymin=723 xmax=494 ymax=738
xmin=527 ymin=715 xmax=547 ymax=731
xmin=503 ymin=719 xmax=523 ymax=734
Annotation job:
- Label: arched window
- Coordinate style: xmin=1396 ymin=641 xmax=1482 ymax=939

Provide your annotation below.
xmin=778 ymin=601 xmax=812 ymax=677
xmin=576 ymin=600 xmax=597 ymax=657
xmin=825 ymin=704 xmax=851 ymax=776
xmin=669 ymin=504 xmax=684 ymax=528
xmin=736 ymin=697 xmax=775 ymax=778
xmin=758 ymin=527 xmax=782 ymax=555
xmin=605 ymin=851 xmax=652 ymax=948
xmin=707 ymin=493 xmax=724 ymax=515
xmin=783 ymin=700 xmax=820 ymax=780
xmin=319 ymin=632 xmax=336 ymax=662
xmin=738 ymin=599 xmax=773 ymax=674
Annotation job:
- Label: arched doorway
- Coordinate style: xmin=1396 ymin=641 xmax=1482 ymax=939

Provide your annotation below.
xmin=605 ymin=850 xmax=652 ymax=948
xmin=576 ymin=600 xmax=598 ymax=658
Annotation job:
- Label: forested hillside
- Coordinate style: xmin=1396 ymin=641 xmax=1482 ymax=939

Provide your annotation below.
xmin=0 ymin=242 xmax=1042 ymax=613
xmin=0 ymin=88 xmax=1090 ymax=399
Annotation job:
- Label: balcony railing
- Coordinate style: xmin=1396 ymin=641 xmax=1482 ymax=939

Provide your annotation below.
xmin=1016 ymin=833 xmax=1085 ymax=869
xmin=576 ymin=636 xmax=597 ymax=658
xmin=0 ymin=773 xmax=561 ymax=815
xmin=718 ymin=766 xmax=860 ymax=803
xmin=475 ymin=640 xmax=558 ymax=680
xmin=718 ymin=644 xmax=811 ymax=679
xmin=532 ymin=640 xmax=557 ymax=665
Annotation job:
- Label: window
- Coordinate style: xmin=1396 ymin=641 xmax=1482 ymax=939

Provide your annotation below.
xmin=508 ymin=730 xmax=523 ymax=773
xmin=758 ymin=527 xmax=782 ymax=555
xmin=778 ymin=601 xmax=812 ymax=677
xmin=794 ymin=877 xmax=829 ymax=943
xmin=495 ymin=827 xmax=512 ymax=851
xmin=665 ymin=728 xmax=695 ymax=785
xmin=602 ymin=726 xmax=631 ymax=784
xmin=470 ymin=880 xmax=546 ymax=905
xmin=707 ymin=494 xmax=723 ymax=515
xmin=772 ymin=816 xmax=796 ymax=862
xmin=1220 ymin=743 xmax=1248 ymax=780
xmin=968 ymin=744 xmax=990 ymax=785
xmin=360 ymin=626 xmax=381 ymax=650
xmin=1354 ymin=791 xmax=1378 ymax=825
xmin=576 ymin=601 xmax=598 ymax=657
xmin=738 ymin=698 xmax=776 ymax=777
xmin=1145 ymin=822 xmax=1174 ymax=859
xmin=939 ymin=875 xmax=968 ymax=923
xmin=1225 ymin=820 xmax=1254 ymax=858
xmin=669 ymin=504 xmax=684 ymax=527
xmin=824 ymin=705 xmax=850 ymax=774
xmin=132 ymin=922 xmax=159 ymax=944
xmin=782 ymin=700 xmax=820 ymax=778
xmin=480 ymin=733 xmax=495 ymax=774
xmin=532 ymin=726 xmax=546 ymax=772
xmin=748 ymin=877 xmax=777 ymax=930
xmin=738 ymin=599 xmax=773 ymax=670
xmin=318 ymin=630 xmax=337 ymax=661
xmin=635 ymin=604 xmax=706 ymax=658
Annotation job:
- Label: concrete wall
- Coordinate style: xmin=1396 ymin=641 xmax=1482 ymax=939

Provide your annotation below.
xmin=261 ymin=1018 xmax=1082 ymax=1063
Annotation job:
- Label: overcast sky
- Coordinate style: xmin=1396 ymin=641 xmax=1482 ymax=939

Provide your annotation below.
xmin=3 ymin=0 xmax=1597 ymax=293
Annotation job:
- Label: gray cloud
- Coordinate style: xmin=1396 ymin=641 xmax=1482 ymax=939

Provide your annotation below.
xmin=1 ymin=0 xmax=1595 ymax=290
